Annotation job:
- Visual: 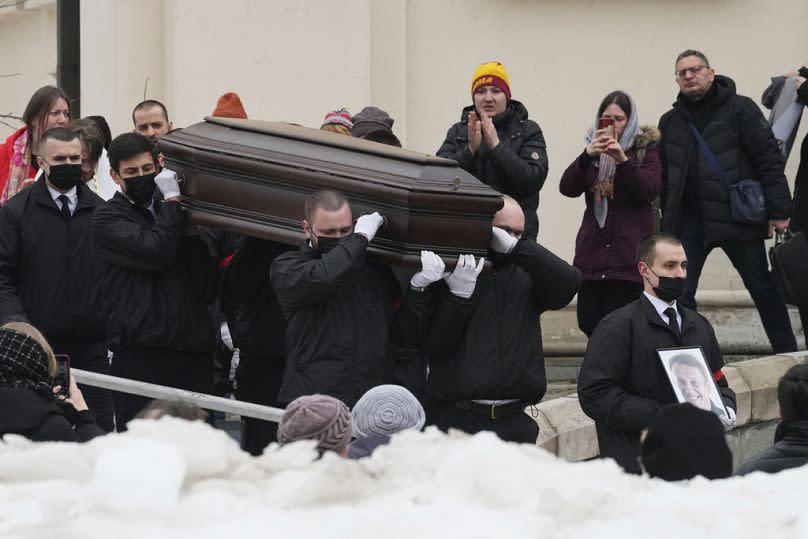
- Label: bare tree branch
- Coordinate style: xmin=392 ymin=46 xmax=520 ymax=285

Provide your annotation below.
xmin=0 ymin=119 xmax=19 ymax=130
xmin=143 ymin=77 xmax=150 ymax=101
xmin=0 ymin=113 xmax=23 ymax=121
xmin=0 ymin=73 xmax=20 ymax=78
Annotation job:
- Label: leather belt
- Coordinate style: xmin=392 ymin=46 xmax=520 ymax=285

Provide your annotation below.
xmin=454 ymin=400 xmax=525 ymax=420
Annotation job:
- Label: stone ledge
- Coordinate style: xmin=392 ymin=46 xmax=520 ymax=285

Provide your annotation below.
xmin=532 ymin=352 xmax=808 ymax=460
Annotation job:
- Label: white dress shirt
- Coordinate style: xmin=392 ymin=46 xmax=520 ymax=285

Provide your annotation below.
xmin=643 ymin=291 xmax=682 ymax=328
xmin=46 ymin=183 xmax=78 ymax=215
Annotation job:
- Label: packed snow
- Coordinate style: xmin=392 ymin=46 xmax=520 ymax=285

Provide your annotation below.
xmin=0 ymin=418 xmax=804 ymax=538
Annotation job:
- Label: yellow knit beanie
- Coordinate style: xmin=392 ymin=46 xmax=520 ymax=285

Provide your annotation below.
xmin=471 ymin=61 xmax=511 ymax=100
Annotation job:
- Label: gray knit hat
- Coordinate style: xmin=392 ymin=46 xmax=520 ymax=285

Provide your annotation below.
xmin=351 ymin=384 xmax=425 ymax=438
xmin=351 ymin=106 xmax=401 ymax=147
xmin=278 ymin=394 xmax=352 ymax=454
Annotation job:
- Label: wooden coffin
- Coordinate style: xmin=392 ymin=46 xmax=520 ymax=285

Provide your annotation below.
xmin=159 ymin=117 xmax=503 ymax=267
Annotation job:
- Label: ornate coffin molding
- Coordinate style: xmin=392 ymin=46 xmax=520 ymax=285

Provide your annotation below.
xmin=159 ymin=117 xmax=503 ymax=266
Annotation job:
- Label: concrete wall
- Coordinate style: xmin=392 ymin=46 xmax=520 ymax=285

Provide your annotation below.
xmin=533 ymin=351 xmax=808 ymax=471
xmin=0 ymin=0 xmax=57 ymax=133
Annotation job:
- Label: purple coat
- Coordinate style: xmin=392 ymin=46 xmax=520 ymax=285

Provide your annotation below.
xmin=559 ymin=127 xmax=661 ymax=284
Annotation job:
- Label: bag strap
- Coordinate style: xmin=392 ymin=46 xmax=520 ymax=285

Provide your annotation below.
xmin=688 ymin=123 xmax=735 ymax=193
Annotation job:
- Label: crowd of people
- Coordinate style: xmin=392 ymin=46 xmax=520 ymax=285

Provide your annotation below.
xmin=0 ymin=50 xmax=807 ymax=482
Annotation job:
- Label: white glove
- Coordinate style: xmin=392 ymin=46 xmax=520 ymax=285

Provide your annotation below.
xmin=155 ymin=168 xmax=181 ymax=199
xmin=720 ymin=407 xmax=737 ymax=431
xmin=490 ymin=226 xmax=518 ymax=254
xmin=410 ymin=251 xmax=446 ymax=289
xmin=444 ymin=254 xmax=485 ymax=298
xmin=354 ymin=212 xmax=384 ymax=242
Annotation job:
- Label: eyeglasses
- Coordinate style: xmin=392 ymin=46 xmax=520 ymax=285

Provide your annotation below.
xmin=675 ymin=65 xmax=709 ymax=80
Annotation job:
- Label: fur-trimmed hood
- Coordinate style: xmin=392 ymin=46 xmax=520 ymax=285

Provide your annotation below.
xmin=634 ymin=125 xmax=660 ymax=149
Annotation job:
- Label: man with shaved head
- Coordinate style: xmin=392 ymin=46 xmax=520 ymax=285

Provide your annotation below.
xmin=423 ymin=195 xmax=581 ymax=443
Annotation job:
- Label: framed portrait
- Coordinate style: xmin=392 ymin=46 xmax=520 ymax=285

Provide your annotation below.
xmin=657 ymin=346 xmax=729 ymax=419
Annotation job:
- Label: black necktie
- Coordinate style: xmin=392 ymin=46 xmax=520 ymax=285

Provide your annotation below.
xmin=57 ymin=195 xmax=71 ymax=220
xmin=664 ymin=307 xmax=680 ymax=339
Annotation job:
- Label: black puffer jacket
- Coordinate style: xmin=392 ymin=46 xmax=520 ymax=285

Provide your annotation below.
xmin=424 ymin=240 xmax=580 ymax=403
xmin=658 ymin=75 xmax=792 ymax=246
xmin=92 ymin=193 xmax=217 ymax=353
xmin=270 ymin=234 xmax=432 ymax=407
xmin=736 ymin=419 xmax=808 ymax=475
xmin=0 ymin=388 xmax=104 ymax=442
xmin=437 ymin=100 xmax=548 ymax=240
xmin=0 ymin=178 xmax=105 ymax=343
xmin=577 ymin=295 xmax=736 ymax=473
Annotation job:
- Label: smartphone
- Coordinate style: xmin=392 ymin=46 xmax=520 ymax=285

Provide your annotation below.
xmin=598 ymin=117 xmax=616 ymax=139
xmin=54 ymin=354 xmax=70 ymax=397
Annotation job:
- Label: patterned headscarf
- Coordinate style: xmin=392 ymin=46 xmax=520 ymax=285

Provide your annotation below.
xmin=0 ymin=328 xmax=53 ymax=399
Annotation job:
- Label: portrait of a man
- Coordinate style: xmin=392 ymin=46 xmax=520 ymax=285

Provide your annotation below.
xmin=659 ymin=348 xmax=728 ymax=419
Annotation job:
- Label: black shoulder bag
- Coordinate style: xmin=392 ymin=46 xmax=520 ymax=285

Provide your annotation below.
xmin=688 ymin=123 xmax=767 ymax=224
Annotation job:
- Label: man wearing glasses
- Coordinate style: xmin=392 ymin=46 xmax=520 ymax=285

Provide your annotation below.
xmin=657 ymin=49 xmax=796 ymax=354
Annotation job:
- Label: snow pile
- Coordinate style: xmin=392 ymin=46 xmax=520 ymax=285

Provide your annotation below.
xmin=0 ymin=418 xmax=805 ymax=538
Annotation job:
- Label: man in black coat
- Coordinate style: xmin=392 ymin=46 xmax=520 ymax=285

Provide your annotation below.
xmin=0 ymin=127 xmax=113 ymax=431
xmin=578 ymin=233 xmax=737 ymax=473
xmin=737 ymin=363 xmax=808 ymax=475
xmin=424 ymin=196 xmax=581 ymax=443
xmin=221 ymin=236 xmax=294 ymax=455
xmin=92 ymin=133 xmax=217 ymax=430
xmin=658 ymin=49 xmax=796 ymax=353
xmin=270 ymin=189 xmax=433 ymax=408
xmin=437 ymin=61 xmax=548 ymax=241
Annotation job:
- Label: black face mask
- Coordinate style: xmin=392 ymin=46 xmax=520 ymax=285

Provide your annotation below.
xmin=45 ymin=163 xmax=82 ymax=190
xmin=124 ymin=172 xmax=157 ymax=206
xmin=312 ymin=234 xmax=341 ymax=255
xmin=647 ymin=268 xmax=686 ymax=303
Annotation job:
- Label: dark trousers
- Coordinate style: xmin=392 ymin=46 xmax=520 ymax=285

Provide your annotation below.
xmin=51 ymin=338 xmax=115 ymax=432
xmin=234 ymin=354 xmax=284 ymax=456
xmin=111 ymin=348 xmax=214 ymax=432
xmin=576 ymin=280 xmax=643 ymax=337
xmin=427 ymin=402 xmax=539 ymax=444
xmin=679 ymin=215 xmax=797 ymax=353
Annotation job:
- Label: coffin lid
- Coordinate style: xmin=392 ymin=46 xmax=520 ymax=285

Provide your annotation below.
xmin=202 ymin=116 xmax=453 ymax=167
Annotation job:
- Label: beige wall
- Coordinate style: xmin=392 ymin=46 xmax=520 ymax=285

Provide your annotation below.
xmin=5 ymin=0 xmax=808 ymax=293
xmin=0 ymin=0 xmax=57 ymax=137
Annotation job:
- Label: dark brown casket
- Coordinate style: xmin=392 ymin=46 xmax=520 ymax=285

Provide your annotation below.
xmin=159 ymin=117 xmax=503 ymax=267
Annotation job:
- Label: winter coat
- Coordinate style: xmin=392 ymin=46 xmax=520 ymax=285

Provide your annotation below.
xmin=559 ymin=126 xmax=662 ymax=283
xmin=577 ymin=295 xmax=736 ymax=473
xmin=424 ymin=239 xmax=581 ymax=404
xmin=0 ymin=388 xmax=104 ymax=442
xmin=91 ymin=193 xmax=217 ymax=353
xmin=221 ymin=237 xmax=294 ymax=360
xmin=0 ymin=177 xmax=105 ymax=344
xmin=437 ymin=100 xmax=548 ymax=240
xmin=270 ymin=234 xmax=433 ymax=407
xmin=658 ymin=75 xmax=792 ymax=246
xmin=736 ymin=419 xmax=808 ymax=475
xmin=792 ymin=69 xmax=808 ymax=233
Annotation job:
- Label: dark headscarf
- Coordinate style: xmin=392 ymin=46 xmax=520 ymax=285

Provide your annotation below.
xmin=0 ymin=328 xmax=53 ymax=399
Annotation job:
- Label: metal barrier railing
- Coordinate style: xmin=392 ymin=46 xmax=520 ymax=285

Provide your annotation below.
xmin=72 ymin=368 xmax=284 ymax=423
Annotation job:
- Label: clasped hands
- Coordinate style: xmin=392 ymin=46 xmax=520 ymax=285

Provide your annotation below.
xmin=467 ymin=111 xmax=500 ymax=155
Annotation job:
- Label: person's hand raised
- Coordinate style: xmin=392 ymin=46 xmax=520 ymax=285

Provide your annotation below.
xmin=586 ymin=128 xmax=611 ymax=157
xmin=468 ymin=112 xmax=482 ymax=155
xmin=479 ymin=112 xmax=500 ymax=149
xmin=604 ymin=138 xmax=628 ymax=163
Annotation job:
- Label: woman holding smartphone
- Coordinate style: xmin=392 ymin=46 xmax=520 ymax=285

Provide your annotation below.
xmin=559 ymin=90 xmax=662 ymax=337
xmin=0 ymin=322 xmax=104 ymax=442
